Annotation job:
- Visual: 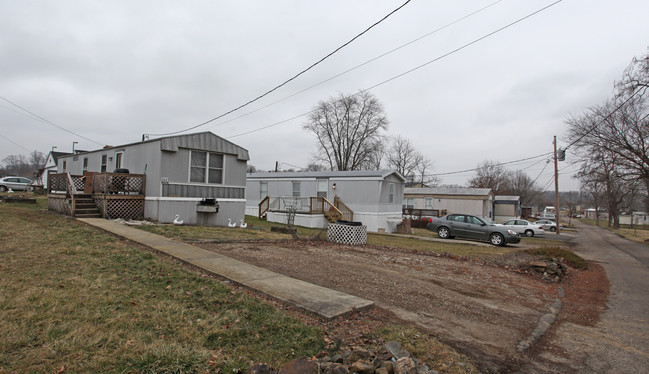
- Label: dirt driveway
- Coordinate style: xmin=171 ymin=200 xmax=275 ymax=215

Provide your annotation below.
xmin=194 ymin=239 xmax=562 ymax=372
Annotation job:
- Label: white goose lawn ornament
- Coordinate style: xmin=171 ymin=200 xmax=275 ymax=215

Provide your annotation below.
xmin=173 ymin=214 xmax=184 ymax=225
xmin=227 ymin=218 xmax=237 ymax=228
xmin=239 ymin=220 xmax=247 ymax=229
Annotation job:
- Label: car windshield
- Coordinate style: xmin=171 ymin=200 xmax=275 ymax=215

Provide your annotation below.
xmin=480 ymin=217 xmax=495 ymax=225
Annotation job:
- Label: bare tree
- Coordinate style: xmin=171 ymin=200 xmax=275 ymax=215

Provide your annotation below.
xmin=385 ymin=135 xmax=421 ymax=179
xmin=29 ymin=151 xmax=46 ymax=169
xmin=303 ymin=162 xmax=327 ymax=172
xmin=502 ymin=170 xmax=543 ymax=208
xmin=304 ymin=91 xmax=388 ymax=171
xmin=616 ymin=48 xmax=649 ymax=99
xmin=566 ymin=96 xmax=649 ymax=212
xmin=415 ymin=156 xmax=440 ymax=187
xmin=468 ymin=160 xmax=508 ymax=194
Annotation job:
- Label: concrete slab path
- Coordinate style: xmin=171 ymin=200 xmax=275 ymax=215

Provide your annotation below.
xmin=78 ymin=218 xmax=374 ymax=319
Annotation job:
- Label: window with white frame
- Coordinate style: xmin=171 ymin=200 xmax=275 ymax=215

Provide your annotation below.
xmin=317 ymin=179 xmax=328 ymax=198
xmin=292 ymin=181 xmax=300 ymax=197
xmin=260 ymin=181 xmax=268 ymax=199
xmin=425 ymin=198 xmax=433 ymax=210
xmin=403 ymin=198 xmax=414 ymax=209
xmin=388 ymin=183 xmax=395 ymax=203
xmin=190 ymin=150 xmax=224 ymax=184
xmin=101 ymin=155 xmax=107 ymax=172
xmin=83 ymin=158 xmax=88 ymax=171
xmin=115 ymin=152 xmax=123 ymax=169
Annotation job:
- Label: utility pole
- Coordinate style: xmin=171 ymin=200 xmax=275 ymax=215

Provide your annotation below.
xmin=553 ymin=136 xmax=561 ymax=235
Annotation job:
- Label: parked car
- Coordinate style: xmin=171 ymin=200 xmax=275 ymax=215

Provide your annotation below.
xmin=426 ymin=213 xmax=521 ymax=246
xmin=536 ymin=219 xmax=560 ymax=232
xmin=537 ymin=213 xmax=556 ymax=221
xmin=500 ymin=219 xmax=545 ymax=237
xmin=0 ymin=176 xmax=32 ymax=192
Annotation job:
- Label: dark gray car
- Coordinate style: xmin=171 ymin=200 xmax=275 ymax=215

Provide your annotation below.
xmin=426 ymin=213 xmax=521 ymax=246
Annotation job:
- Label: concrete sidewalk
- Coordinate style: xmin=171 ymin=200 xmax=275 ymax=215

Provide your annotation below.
xmin=78 ymin=218 xmax=374 ymax=319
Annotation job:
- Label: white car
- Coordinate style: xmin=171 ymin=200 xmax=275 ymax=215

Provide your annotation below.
xmin=0 ymin=176 xmax=32 ymax=192
xmin=500 ymin=219 xmax=545 ymax=237
xmin=536 ymin=219 xmax=560 ymax=232
xmin=537 ymin=213 xmax=556 ymax=221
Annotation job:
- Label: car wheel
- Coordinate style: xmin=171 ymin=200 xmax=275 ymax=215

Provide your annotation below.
xmin=550 ymin=227 xmax=556 ymax=232
xmin=490 ymin=233 xmax=505 ymax=246
xmin=525 ymin=230 xmax=534 ymax=237
xmin=437 ymin=227 xmax=451 ymax=239
xmin=0 ymin=186 xmax=6 ymax=192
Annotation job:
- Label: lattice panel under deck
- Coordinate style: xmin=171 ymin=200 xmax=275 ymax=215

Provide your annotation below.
xmin=95 ymin=197 xmax=144 ymax=220
xmin=48 ymin=196 xmax=71 ymax=216
xmin=327 ymin=223 xmax=367 ymax=245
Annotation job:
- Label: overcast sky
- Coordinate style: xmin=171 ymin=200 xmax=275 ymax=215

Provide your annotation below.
xmin=1 ymin=0 xmax=648 ymax=191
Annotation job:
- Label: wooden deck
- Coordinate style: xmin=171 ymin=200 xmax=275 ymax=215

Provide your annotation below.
xmin=47 ymin=172 xmax=146 ymax=219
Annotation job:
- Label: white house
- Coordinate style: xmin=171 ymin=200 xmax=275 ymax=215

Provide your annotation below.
xmin=34 ymin=151 xmax=72 ymax=189
xmin=246 ymin=170 xmax=405 ymax=233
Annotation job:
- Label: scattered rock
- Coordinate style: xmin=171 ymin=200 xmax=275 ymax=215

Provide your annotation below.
xmin=257 ymin=343 xmax=431 ymax=374
xmin=527 ymin=258 xmax=568 ymax=282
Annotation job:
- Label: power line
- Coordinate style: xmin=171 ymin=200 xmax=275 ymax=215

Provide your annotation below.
xmin=0 ymin=133 xmax=32 ymax=153
xmin=225 ymin=0 xmax=563 ymax=139
xmin=564 ymin=86 xmax=648 ymax=151
xmin=204 ymin=0 xmax=505 ymax=132
xmin=429 ymin=152 xmax=552 ymax=177
xmin=0 ymin=96 xmax=103 ymax=146
xmin=146 ymin=0 xmax=413 ymax=137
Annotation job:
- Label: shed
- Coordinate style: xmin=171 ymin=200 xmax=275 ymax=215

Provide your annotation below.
xmin=493 ymin=195 xmax=521 ymax=222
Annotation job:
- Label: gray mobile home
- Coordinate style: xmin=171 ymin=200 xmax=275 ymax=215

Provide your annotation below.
xmin=56 ymin=132 xmax=249 ymax=225
xmin=246 ymin=170 xmax=405 ymax=233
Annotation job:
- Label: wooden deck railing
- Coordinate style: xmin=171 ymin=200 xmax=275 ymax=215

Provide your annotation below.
xmin=259 ymin=196 xmax=270 ymax=218
xmin=48 ymin=173 xmax=84 ymax=195
xmin=334 ymin=196 xmax=353 ymax=221
xmin=402 ymin=208 xmax=446 ymax=219
xmin=92 ymin=173 xmax=146 ymax=195
xmin=258 ymin=196 xmax=353 ymax=222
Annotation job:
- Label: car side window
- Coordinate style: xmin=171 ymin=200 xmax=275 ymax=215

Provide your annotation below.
xmin=517 ymin=220 xmax=527 ymax=225
xmin=505 ymin=220 xmax=515 ymax=225
xmin=468 ymin=216 xmax=482 ymax=225
xmin=449 ymin=215 xmax=465 ymax=222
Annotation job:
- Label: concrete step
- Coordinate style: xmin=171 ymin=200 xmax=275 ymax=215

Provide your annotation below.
xmin=75 ymin=213 xmax=102 ymax=218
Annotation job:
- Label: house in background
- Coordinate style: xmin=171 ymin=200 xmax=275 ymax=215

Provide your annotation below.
xmin=55 ymin=132 xmax=249 ymax=225
xmin=34 ymin=151 xmax=72 ymax=189
xmin=403 ymin=187 xmax=494 ymax=219
xmin=246 ymin=170 xmax=405 ymax=233
xmin=493 ymin=195 xmax=521 ymax=222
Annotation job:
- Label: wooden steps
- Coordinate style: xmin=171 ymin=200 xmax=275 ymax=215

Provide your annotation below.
xmin=73 ymin=194 xmax=101 ymax=218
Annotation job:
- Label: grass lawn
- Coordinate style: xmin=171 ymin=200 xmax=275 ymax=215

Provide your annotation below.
xmin=140 ymin=216 xmax=524 ymax=259
xmin=581 ymin=218 xmax=649 ymax=243
xmin=0 ymin=197 xmax=479 ymax=373
xmin=0 ymin=200 xmax=324 ymax=373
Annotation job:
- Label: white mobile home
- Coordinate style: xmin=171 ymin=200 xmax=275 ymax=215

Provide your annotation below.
xmin=246 ymin=170 xmax=405 ymax=233
xmin=403 ymin=187 xmax=494 ymax=219
xmin=55 ymin=132 xmax=249 ymax=225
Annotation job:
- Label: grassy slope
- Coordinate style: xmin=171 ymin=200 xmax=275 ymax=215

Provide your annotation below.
xmin=581 ymin=218 xmax=649 ymax=243
xmin=0 ymin=202 xmax=323 ymax=373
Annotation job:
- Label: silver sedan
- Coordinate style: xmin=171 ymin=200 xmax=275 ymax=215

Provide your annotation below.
xmin=500 ymin=219 xmax=545 ymax=237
